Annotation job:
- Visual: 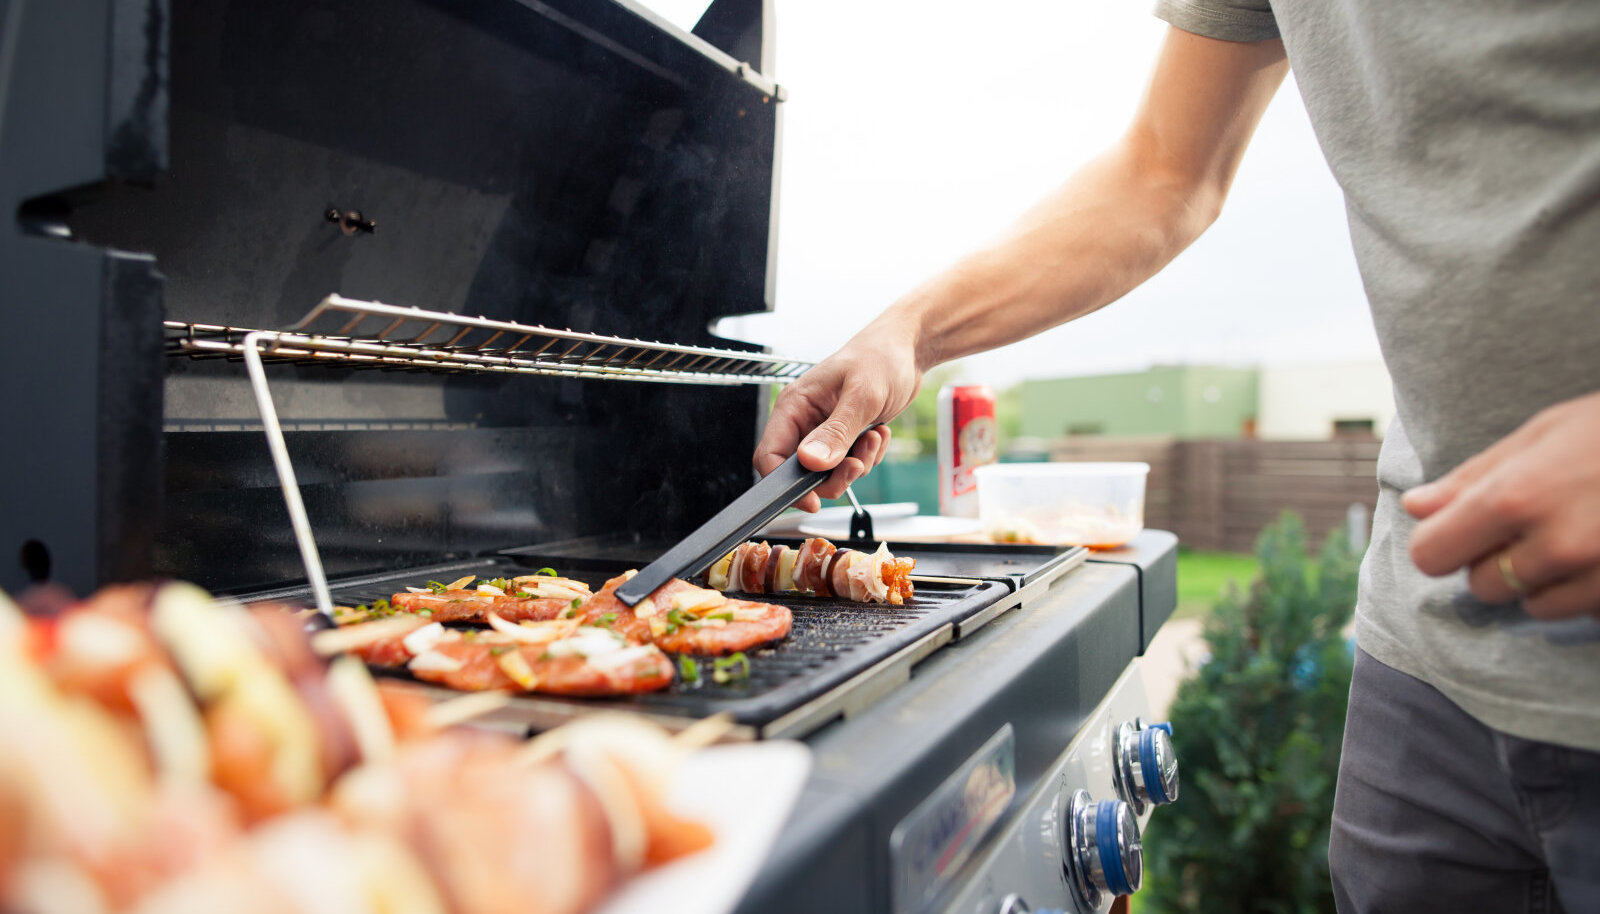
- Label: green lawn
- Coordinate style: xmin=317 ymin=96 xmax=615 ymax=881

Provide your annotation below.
xmin=1173 ymin=549 xmax=1259 ymax=620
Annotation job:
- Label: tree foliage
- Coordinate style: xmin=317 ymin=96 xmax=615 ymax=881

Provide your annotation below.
xmin=1142 ymin=513 xmax=1359 ymax=914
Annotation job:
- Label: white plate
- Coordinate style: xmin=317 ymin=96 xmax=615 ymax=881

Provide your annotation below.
xmin=797 ymin=514 xmax=982 ymax=541
xmin=758 ymin=502 xmax=919 ymax=536
xmin=594 ymin=740 xmax=813 ymax=914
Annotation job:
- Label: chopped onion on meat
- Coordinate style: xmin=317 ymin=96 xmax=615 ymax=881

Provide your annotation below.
xmin=127 ymin=664 xmax=209 ymax=788
xmin=730 ymin=606 xmax=770 ymax=622
xmin=58 ymin=612 xmax=146 ymax=668
xmin=444 ymin=575 xmax=477 ymax=591
xmin=485 ymin=613 xmax=580 ymax=644
xmin=325 ymin=655 xmax=396 ymax=764
xmin=311 ymin=616 xmax=430 ymax=657
xmin=585 ymin=645 xmax=660 ymax=673
xmin=509 ymin=576 xmax=592 ymax=601
xmin=408 ymin=650 xmax=465 ymax=674
xmin=543 ymin=628 xmax=627 ymax=659
xmin=401 ymin=622 xmax=450 ymax=656
xmin=422 ymin=691 xmax=513 ymax=730
xmin=669 ymin=587 xmax=725 ymax=616
xmin=495 ymin=650 xmax=540 ymax=690
xmin=564 ymin=747 xmax=648 ymax=875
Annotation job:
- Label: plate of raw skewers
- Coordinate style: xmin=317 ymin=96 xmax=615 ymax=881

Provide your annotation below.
xmin=0 ymin=581 xmax=810 ymax=914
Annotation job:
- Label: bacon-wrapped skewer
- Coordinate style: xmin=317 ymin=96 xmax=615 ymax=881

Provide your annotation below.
xmin=707 ymin=537 xmax=915 ymax=605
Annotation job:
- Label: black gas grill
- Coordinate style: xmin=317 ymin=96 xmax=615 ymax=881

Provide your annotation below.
xmin=0 ymin=2 xmax=1180 ymax=911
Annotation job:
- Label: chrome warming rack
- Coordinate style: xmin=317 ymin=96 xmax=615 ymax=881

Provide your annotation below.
xmin=165 ymin=295 xmax=814 ymax=616
xmin=166 ymin=294 xmax=812 ymax=385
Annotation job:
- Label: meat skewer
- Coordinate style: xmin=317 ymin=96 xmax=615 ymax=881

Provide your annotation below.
xmin=706 ymin=537 xmax=915 ymax=605
xmin=337 ymin=574 xmax=592 ymax=625
xmin=1 ymin=582 xmax=718 ymax=914
xmin=347 ymin=568 xmax=794 ymax=664
xmin=320 ymin=615 xmax=676 ymax=696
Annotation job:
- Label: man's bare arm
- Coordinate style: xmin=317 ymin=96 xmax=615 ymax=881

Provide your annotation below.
xmin=757 ymin=28 xmax=1290 ymax=509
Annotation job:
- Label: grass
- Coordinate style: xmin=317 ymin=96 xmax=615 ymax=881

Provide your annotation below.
xmin=1173 ymin=549 xmax=1259 ymax=620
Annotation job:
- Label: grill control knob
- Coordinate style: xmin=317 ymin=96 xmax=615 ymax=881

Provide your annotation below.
xmin=1062 ymin=789 xmax=1142 ymax=909
xmin=1113 ymin=720 xmax=1179 ymax=815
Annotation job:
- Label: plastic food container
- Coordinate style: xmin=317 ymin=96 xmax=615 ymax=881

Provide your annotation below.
xmin=975 ymin=462 xmax=1150 ymax=549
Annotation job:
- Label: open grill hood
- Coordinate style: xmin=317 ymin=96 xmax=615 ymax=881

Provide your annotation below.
xmin=1 ymin=0 xmax=786 ymax=597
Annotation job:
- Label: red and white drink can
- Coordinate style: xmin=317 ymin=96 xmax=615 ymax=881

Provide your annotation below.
xmin=937 ymin=384 xmax=998 ymax=517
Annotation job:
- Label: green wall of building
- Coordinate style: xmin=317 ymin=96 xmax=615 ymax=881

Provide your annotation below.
xmin=1017 ymin=365 xmax=1258 ymax=439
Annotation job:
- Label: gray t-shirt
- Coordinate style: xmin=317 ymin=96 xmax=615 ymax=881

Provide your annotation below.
xmin=1155 ymin=0 xmax=1600 ymax=751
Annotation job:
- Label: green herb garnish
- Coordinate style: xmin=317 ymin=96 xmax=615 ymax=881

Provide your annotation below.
xmin=536 ymin=567 xmax=558 ymax=577
xmin=489 ymin=645 xmax=514 ymax=656
xmin=484 ymin=577 xmax=511 ymax=591
xmin=597 ymin=613 xmax=617 ymax=629
xmin=516 ymin=590 xmax=535 ymax=599
xmin=712 ymin=652 xmax=751 ymax=684
xmin=426 ymin=581 xmax=447 ymax=594
xmin=563 ymin=607 xmax=578 ymax=619
xmin=664 ymin=607 xmax=691 ymax=635
xmin=705 ymin=611 xmax=733 ymax=622
xmin=678 ymin=655 xmax=701 ymax=684
xmin=347 ymin=598 xmax=392 ymax=618
xmin=418 ymin=608 xmax=433 ymax=616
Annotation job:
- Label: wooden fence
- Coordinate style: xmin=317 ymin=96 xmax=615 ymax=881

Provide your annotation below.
xmin=1048 ymin=436 xmax=1381 ymax=553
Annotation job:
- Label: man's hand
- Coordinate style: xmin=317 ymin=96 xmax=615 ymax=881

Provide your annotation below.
xmin=1405 ymin=390 xmax=1600 ymax=618
xmin=752 ymin=317 xmax=917 ymax=512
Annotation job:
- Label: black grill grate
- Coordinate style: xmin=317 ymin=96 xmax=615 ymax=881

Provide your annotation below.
xmin=244 ymin=539 xmax=1086 ymax=738
xmin=277 ymin=557 xmax=1011 ymax=738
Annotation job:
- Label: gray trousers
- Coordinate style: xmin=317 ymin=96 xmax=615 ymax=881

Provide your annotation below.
xmin=1330 ymin=648 xmax=1600 ymax=913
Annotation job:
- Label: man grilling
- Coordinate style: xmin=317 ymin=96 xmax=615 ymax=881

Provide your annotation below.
xmin=753 ymin=2 xmax=1600 ymax=910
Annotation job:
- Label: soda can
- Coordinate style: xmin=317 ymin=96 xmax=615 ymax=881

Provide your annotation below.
xmin=937 ymin=384 xmax=998 ymax=517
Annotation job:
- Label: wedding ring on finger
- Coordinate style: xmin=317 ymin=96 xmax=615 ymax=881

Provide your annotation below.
xmin=1497 ymin=550 xmax=1529 ymax=597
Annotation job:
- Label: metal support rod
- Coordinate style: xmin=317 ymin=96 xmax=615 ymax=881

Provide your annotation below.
xmin=242 ymin=331 xmax=334 ymax=617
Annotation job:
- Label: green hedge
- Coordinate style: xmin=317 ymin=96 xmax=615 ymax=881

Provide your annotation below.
xmin=1141 ymin=513 xmax=1359 ymax=913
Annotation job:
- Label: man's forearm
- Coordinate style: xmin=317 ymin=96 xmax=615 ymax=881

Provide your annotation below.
xmin=752 ymin=29 xmax=1288 ymax=488
xmin=892 ymin=142 xmax=1224 ymax=374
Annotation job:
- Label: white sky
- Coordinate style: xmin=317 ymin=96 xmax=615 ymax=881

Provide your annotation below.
xmin=643 ymin=0 xmax=1382 ymax=389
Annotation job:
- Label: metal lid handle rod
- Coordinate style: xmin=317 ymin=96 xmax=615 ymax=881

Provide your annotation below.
xmin=242 ymin=331 xmax=334 ymax=618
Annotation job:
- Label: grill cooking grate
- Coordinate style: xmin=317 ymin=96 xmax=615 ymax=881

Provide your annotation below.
xmin=295 ymin=561 xmax=1013 ymax=740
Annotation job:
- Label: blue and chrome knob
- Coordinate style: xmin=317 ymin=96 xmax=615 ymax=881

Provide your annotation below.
xmin=1113 ymin=719 xmax=1179 ymax=815
xmin=1062 ymin=789 xmax=1142 ymax=909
